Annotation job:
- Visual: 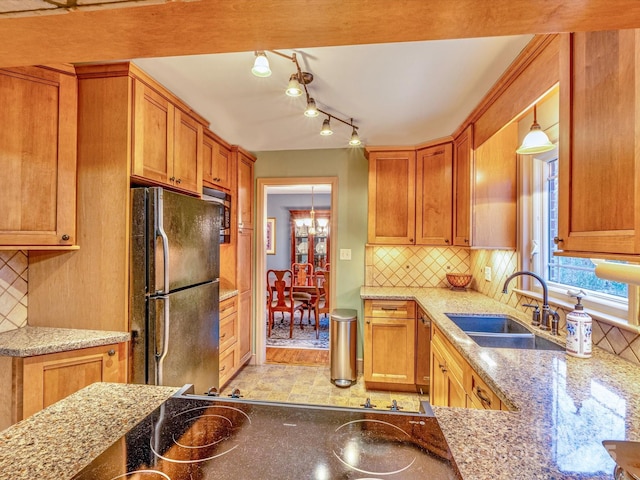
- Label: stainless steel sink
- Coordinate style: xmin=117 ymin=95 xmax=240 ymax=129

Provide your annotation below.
xmin=445 ymin=313 xmax=564 ymax=351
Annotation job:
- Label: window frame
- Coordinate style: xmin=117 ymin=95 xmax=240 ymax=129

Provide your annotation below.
xmin=519 ymin=146 xmax=639 ymax=329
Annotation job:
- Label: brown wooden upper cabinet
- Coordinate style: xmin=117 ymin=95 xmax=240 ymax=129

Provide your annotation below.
xmin=367 ymin=145 xmax=453 ymax=245
xmin=235 ymin=147 xmax=255 ymax=231
xmin=131 ymin=76 xmax=204 ymax=195
xmin=453 ymin=123 xmax=517 ymax=249
xmin=203 ymin=130 xmax=233 ymax=192
xmin=558 ymin=30 xmax=640 ymax=257
xmin=0 ymin=65 xmax=77 ymax=247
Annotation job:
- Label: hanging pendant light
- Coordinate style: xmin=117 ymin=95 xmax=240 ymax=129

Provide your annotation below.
xmin=251 ymin=51 xmax=271 ymax=77
xmin=516 ymin=104 xmax=554 ymax=154
xmin=349 ymin=126 xmax=361 ymax=146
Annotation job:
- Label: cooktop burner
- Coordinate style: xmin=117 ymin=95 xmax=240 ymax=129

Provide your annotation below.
xmin=73 ymin=391 xmax=461 ymax=480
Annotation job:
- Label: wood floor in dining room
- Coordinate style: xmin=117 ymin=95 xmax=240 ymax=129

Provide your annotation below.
xmin=266 ymin=347 xmax=329 ymax=366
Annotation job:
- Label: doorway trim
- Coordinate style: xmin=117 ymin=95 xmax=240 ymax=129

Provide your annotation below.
xmin=255 ymin=176 xmax=338 ymax=365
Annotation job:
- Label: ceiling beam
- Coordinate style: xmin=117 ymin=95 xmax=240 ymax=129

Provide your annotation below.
xmin=1 ymin=0 xmax=639 ymax=68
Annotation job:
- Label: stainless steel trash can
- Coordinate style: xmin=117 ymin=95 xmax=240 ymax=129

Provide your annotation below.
xmin=330 ymin=308 xmax=357 ymax=387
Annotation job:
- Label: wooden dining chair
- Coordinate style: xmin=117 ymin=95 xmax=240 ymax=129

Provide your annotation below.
xmin=266 ymin=269 xmax=305 ymax=338
xmin=291 ymin=262 xmax=314 ymax=322
xmin=308 ymin=270 xmax=330 ymax=338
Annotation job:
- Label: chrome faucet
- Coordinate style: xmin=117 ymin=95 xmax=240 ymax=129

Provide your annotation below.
xmin=502 ymin=271 xmax=559 ymax=335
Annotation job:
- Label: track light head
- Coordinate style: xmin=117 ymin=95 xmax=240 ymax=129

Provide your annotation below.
xmin=320 ymin=117 xmax=333 ymax=136
xmin=349 ymin=127 xmax=361 ymax=146
xmin=251 ymin=51 xmax=271 ymax=77
xmin=304 ymin=98 xmax=319 ymax=117
xmin=285 ymin=74 xmax=303 ymax=97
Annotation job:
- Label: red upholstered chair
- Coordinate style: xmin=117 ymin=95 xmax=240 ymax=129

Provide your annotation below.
xmin=266 ymin=269 xmax=305 ymax=338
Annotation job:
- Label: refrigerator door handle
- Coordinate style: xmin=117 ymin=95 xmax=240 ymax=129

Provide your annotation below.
xmin=155 ymin=294 xmax=170 ymax=386
xmin=155 ymin=197 xmax=170 ymax=294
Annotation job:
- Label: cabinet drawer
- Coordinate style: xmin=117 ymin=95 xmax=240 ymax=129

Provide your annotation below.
xmin=220 ymin=312 xmax=238 ymax=353
xmin=468 ymin=369 xmax=501 ymax=410
xmin=365 ymin=300 xmax=415 ymax=319
xmin=220 ymin=297 xmax=238 ymax=320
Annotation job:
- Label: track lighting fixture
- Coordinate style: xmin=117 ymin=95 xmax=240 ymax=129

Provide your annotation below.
xmin=516 ymin=104 xmax=554 ymax=154
xmin=251 ymin=51 xmax=271 ymax=77
xmin=250 ymin=49 xmax=362 ymax=146
xmin=320 ymin=117 xmax=333 ymax=136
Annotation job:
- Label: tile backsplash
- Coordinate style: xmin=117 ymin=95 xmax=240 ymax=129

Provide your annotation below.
xmin=365 ymin=245 xmax=470 ymax=287
xmin=0 ymin=250 xmax=28 ymax=333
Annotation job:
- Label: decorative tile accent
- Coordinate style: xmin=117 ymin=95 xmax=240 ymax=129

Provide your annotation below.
xmin=0 ymin=251 xmax=28 ymax=332
xmin=365 ymin=246 xmax=470 ymax=288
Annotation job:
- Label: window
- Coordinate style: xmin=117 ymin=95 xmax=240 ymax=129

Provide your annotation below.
xmin=523 ymin=149 xmax=633 ymax=324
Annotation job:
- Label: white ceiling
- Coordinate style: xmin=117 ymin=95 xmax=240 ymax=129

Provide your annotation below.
xmin=133 ymin=34 xmax=533 ymax=152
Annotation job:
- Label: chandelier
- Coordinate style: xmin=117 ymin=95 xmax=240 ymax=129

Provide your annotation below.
xmin=294 ymin=186 xmax=328 ymax=236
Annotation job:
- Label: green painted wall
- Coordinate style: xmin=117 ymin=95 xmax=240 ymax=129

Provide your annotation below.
xmin=254 ymin=147 xmax=368 ymax=357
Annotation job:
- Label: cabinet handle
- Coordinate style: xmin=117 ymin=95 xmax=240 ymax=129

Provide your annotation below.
xmin=445 ymin=239 xmax=449 ymax=244
xmin=220 ymin=365 xmax=226 ymax=372
xmin=169 ymin=176 xmax=176 ymax=182
xmin=220 ymin=333 xmax=227 ymax=339
xmin=380 ymin=307 xmax=398 ymax=311
xmin=439 ymin=363 xmax=447 ymax=373
xmin=61 ymin=234 xmax=70 ymax=241
xmin=107 ymin=349 xmax=116 ymax=356
xmin=366 ymin=319 xmax=371 ymax=324
xmin=464 ymin=238 xmax=469 ymax=244
xmin=553 ymin=236 xmax=564 ymax=245
xmin=176 ymin=178 xmax=182 ymax=184
xmin=420 ymin=316 xmax=430 ymax=326
xmin=475 ymin=386 xmax=492 ymax=407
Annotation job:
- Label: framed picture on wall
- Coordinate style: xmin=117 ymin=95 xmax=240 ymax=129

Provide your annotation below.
xmin=266 ymin=217 xmax=276 ymax=255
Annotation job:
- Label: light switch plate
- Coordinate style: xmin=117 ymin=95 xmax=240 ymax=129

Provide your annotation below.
xmin=340 ymin=249 xmax=352 ymax=260
xmin=484 ymin=266 xmax=492 ymax=281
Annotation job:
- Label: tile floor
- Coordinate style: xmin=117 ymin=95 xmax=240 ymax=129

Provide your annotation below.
xmin=218 ymin=364 xmax=429 ymax=413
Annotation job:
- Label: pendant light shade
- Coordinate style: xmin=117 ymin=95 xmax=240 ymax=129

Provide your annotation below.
xmin=285 ymin=74 xmax=303 ymax=97
xmin=304 ymin=98 xmax=319 ymax=117
xmin=251 ymin=52 xmax=271 ymax=77
xmin=516 ymin=105 xmax=554 ymax=154
xmin=320 ymin=117 xmax=333 ymax=136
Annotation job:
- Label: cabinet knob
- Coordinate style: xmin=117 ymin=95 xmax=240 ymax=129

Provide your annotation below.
xmin=445 ymin=239 xmax=450 ymax=244
xmin=107 ymin=349 xmax=116 ymax=356
xmin=61 ymin=234 xmax=70 ymax=241
xmin=176 ymin=178 xmax=182 ymax=184
xmin=169 ymin=176 xmax=176 ymax=182
xmin=220 ymin=333 xmax=227 ymax=339
xmin=464 ymin=238 xmax=469 ymax=244
xmin=553 ymin=237 xmax=564 ymax=245
xmin=220 ymin=365 xmax=226 ymax=372
xmin=475 ymin=387 xmax=492 ymax=407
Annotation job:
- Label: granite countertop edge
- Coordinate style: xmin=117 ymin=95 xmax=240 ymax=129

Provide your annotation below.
xmin=0 ymin=326 xmax=130 ymax=357
xmin=220 ymin=288 xmax=239 ymax=302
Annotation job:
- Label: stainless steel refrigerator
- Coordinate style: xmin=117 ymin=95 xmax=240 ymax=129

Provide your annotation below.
xmin=130 ymin=187 xmax=221 ymax=395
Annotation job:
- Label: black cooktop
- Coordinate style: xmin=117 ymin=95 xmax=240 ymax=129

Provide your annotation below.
xmin=72 ymin=390 xmax=462 ymax=480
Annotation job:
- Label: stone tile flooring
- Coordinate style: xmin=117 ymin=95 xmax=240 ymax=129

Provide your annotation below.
xmin=219 ymin=364 xmax=429 ymax=413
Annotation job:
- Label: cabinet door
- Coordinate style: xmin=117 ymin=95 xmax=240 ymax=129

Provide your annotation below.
xmin=132 ymin=80 xmax=173 ymax=185
xmin=0 ymin=66 xmax=77 ymax=246
xmin=415 ymin=310 xmax=431 ymax=388
xmin=203 ymin=132 xmax=231 ymax=191
xmin=416 ymin=143 xmax=453 ymax=245
xmin=453 ymin=125 xmax=473 ymax=247
xmin=172 ymin=107 xmax=202 ymax=194
xmin=558 ymin=31 xmax=640 ymax=255
xmin=429 ymin=340 xmax=447 ymax=406
xmin=364 ymin=316 xmax=416 ymax=385
xmin=237 ymin=151 xmax=254 ymax=230
xmin=367 ymin=150 xmax=416 ymax=244
xmin=237 ymin=289 xmax=252 ymax=365
xmin=22 ymin=342 xmax=127 ymax=419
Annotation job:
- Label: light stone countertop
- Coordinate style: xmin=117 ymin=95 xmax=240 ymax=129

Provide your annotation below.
xmin=0 ymin=383 xmax=179 ymax=480
xmin=220 ymin=288 xmax=239 ymax=302
xmin=361 ymin=286 xmax=640 ymax=479
xmin=0 ymin=326 xmax=130 ymax=357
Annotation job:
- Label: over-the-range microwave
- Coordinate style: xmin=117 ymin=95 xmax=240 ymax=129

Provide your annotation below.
xmin=202 ymin=186 xmax=231 ymax=244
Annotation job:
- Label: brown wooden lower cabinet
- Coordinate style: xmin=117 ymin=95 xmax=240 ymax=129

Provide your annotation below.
xmin=0 ymin=342 xmax=127 ymax=430
xmin=219 ymin=296 xmax=239 ymax=388
xmin=430 ymin=324 xmax=503 ymax=410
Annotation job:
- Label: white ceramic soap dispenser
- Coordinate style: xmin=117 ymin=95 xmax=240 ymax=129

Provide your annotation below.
xmin=566 ymin=289 xmax=592 ymax=358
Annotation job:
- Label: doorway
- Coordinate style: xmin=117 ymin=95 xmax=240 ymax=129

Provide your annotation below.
xmin=255 ymin=177 xmax=338 ymax=366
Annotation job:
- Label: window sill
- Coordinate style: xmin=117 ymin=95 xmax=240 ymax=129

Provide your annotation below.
xmin=513 ymin=288 xmax=640 ymax=334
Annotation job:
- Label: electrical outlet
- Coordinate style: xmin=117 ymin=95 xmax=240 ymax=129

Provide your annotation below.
xmin=340 ymin=248 xmax=352 ymax=260
xmin=484 ymin=266 xmax=492 ymax=281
